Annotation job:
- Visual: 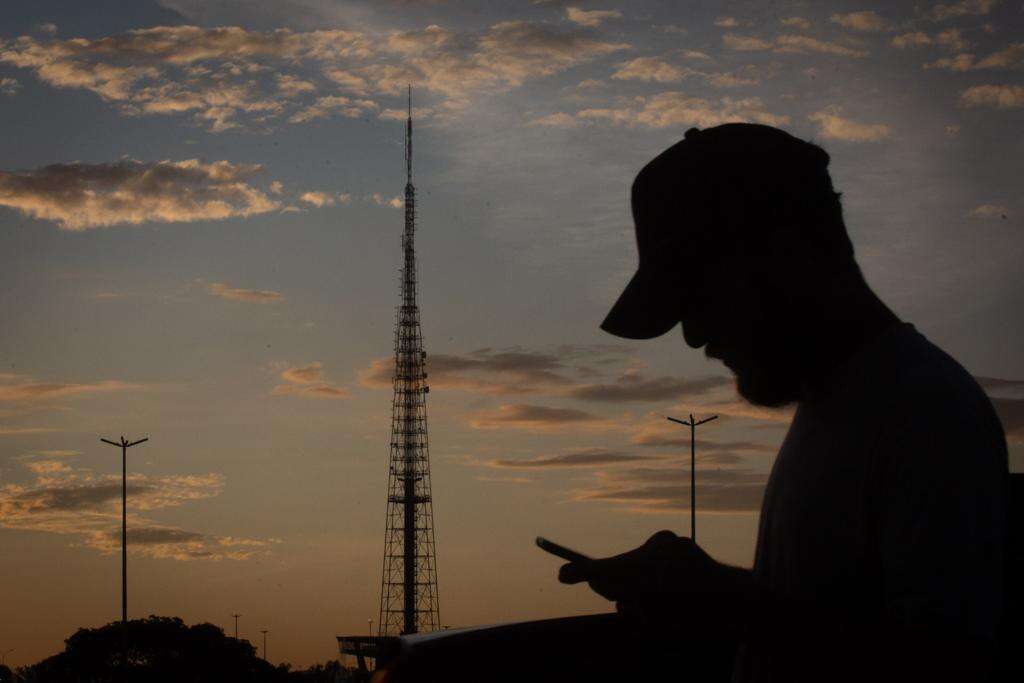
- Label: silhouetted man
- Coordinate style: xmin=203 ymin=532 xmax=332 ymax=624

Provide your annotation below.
xmin=559 ymin=124 xmax=1008 ymax=682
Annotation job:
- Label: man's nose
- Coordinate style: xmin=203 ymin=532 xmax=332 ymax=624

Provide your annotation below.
xmin=681 ymin=319 xmax=707 ymax=349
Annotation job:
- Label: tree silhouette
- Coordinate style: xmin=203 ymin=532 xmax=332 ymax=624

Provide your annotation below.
xmin=15 ymin=616 xmax=285 ymax=683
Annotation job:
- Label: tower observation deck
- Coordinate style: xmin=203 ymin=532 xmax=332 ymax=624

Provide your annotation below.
xmin=377 ymin=87 xmax=441 ymax=636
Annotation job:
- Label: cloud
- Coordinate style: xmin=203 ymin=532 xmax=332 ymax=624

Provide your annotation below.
xmin=807 ymin=107 xmax=892 ymax=142
xmin=723 ymin=33 xmax=867 ymax=58
xmin=0 ymin=427 xmax=57 ymax=435
xmin=936 ymin=28 xmax=970 ymax=52
xmin=272 ymin=74 xmax=311 ymax=99
xmin=380 ymin=20 xmax=629 ymax=99
xmin=572 ymin=464 xmax=767 ymax=513
xmin=578 ymin=92 xmax=789 ymax=129
xmin=207 ymin=281 xmax=284 ymax=304
xmin=705 ymin=71 xmax=760 ymax=88
xmin=630 ymin=426 xmax=776 ymax=462
xmin=0 ymin=158 xmax=279 ymax=230
xmin=27 ymin=449 xmax=80 ymax=457
xmin=612 ymin=57 xmax=686 ymax=83
xmin=968 ymin=204 xmax=1009 ymax=219
xmin=288 ymin=95 xmax=378 ymax=124
xmin=0 ymin=22 xmax=627 ymax=131
xmin=892 ymin=28 xmax=970 ymax=51
xmin=0 ymin=77 xmax=19 ymax=95
xmin=0 ymin=376 xmax=139 ymax=403
xmin=931 ymin=44 xmax=1024 ymax=71
xmin=0 ymin=462 xmax=268 ymax=560
xmin=690 ymin=398 xmax=794 ymax=423
xmin=610 ymin=58 xmax=759 ymax=88
xmin=299 ymin=190 xmax=336 ymax=207
xmin=272 ymin=362 xmax=349 ymax=399
xmin=722 ymin=34 xmax=773 ymax=52
xmin=780 ymin=17 xmax=812 ymax=30
xmin=925 ymin=53 xmax=976 ymax=71
xmin=974 ymin=43 xmax=1024 ymax=69
xmin=488 ymin=447 xmax=653 ymax=469
xmin=379 ymin=105 xmax=435 ymax=120
xmin=714 ymin=17 xmax=739 ymax=28
xmin=361 ymin=345 xmax=631 ymax=395
xmin=774 ymin=35 xmax=868 ymax=58
xmin=469 ymin=403 xmax=610 ymax=430
xmin=925 ymin=0 xmax=1000 ymax=22
xmin=565 ymin=7 xmax=622 ymax=28
xmin=830 ymin=11 xmax=891 ymax=32
xmin=569 ymin=374 xmax=731 ymax=402
xmin=368 ymin=192 xmax=403 ymax=207
xmin=530 ymin=112 xmax=579 ymax=127
xmin=891 ymin=32 xmax=933 ymax=48
xmin=959 ymin=84 xmax=1024 ymax=108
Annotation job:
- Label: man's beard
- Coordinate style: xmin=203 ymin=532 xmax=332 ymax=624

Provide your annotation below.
xmin=734 ymin=364 xmax=802 ymax=408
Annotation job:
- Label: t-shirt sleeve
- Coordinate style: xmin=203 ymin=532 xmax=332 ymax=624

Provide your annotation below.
xmin=871 ymin=379 xmax=1007 ymax=640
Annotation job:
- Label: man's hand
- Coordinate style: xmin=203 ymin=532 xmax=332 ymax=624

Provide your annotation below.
xmin=557 ymin=530 xmax=735 ymax=629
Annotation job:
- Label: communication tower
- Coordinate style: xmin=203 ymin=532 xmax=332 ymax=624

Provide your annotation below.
xmin=377 ymin=87 xmax=441 ymax=636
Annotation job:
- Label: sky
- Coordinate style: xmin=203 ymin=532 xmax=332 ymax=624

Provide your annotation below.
xmin=1 ymin=0 xmax=1022 ymax=669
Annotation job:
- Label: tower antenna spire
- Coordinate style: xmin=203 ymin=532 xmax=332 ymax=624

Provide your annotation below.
xmin=405 ymin=84 xmax=412 ymax=185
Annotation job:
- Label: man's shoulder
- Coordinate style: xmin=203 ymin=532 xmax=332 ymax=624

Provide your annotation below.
xmin=885 ymin=326 xmax=993 ymax=418
xmin=869 ymin=325 xmax=1007 ymax=466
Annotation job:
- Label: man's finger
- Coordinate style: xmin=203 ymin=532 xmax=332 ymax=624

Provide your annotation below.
xmin=558 ymin=560 xmax=592 ymax=584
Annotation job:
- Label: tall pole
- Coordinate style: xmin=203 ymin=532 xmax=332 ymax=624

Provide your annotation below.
xmin=261 ymin=629 xmax=268 ymax=661
xmin=232 ymin=613 xmax=242 ymax=639
xmin=666 ymin=414 xmax=717 ymax=541
xmin=100 ymin=435 xmax=147 ymax=672
xmin=100 ymin=436 xmax=148 ymax=624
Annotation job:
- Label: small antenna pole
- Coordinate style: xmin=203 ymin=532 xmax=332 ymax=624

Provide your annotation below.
xmin=666 ymin=414 xmax=717 ymax=541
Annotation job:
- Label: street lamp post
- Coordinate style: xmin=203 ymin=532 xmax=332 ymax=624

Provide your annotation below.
xmin=232 ymin=613 xmax=242 ymax=639
xmin=666 ymin=414 xmax=717 ymax=542
xmin=261 ymin=629 xmax=269 ymax=661
xmin=99 ymin=435 xmax=148 ymax=625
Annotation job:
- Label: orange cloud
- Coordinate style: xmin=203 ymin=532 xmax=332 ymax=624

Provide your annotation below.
xmin=0 ymin=378 xmax=139 ymax=402
xmin=273 ymin=362 xmax=350 ymax=399
xmin=487 ymin=447 xmax=655 ymax=469
xmin=571 ymin=463 xmax=768 ymax=514
xmin=469 ymin=403 xmax=611 ymax=430
xmin=0 ymin=158 xmax=280 ymax=230
xmin=208 ymin=281 xmax=284 ymax=304
xmin=0 ymin=461 xmax=268 ymax=560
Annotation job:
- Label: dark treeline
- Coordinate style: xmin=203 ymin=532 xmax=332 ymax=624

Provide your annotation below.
xmin=0 ymin=616 xmax=369 ymax=683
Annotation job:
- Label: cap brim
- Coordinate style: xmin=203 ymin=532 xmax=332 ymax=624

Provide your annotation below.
xmin=600 ymin=266 xmax=680 ymax=340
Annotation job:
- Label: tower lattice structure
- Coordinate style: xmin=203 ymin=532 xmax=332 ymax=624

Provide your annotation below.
xmin=378 ymin=88 xmax=440 ymax=636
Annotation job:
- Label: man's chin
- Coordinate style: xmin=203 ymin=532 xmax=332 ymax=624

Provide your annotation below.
xmin=735 ymin=371 xmax=800 ymax=408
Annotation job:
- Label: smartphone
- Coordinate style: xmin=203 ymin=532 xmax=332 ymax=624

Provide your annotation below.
xmin=535 ymin=536 xmax=590 ymax=563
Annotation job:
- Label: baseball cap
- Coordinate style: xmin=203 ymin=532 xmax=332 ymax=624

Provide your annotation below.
xmin=600 ymin=123 xmax=831 ymax=340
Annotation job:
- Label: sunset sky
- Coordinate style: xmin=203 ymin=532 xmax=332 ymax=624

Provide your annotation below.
xmin=1 ymin=0 xmax=1022 ymax=669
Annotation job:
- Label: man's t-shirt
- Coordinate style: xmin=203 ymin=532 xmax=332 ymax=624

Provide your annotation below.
xmin=732 ymin=323 xmax=1008 ymax=682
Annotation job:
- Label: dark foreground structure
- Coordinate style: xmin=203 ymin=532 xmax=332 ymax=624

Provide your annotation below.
xmin=343 ymin=475 xmax=1024 ymax=682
